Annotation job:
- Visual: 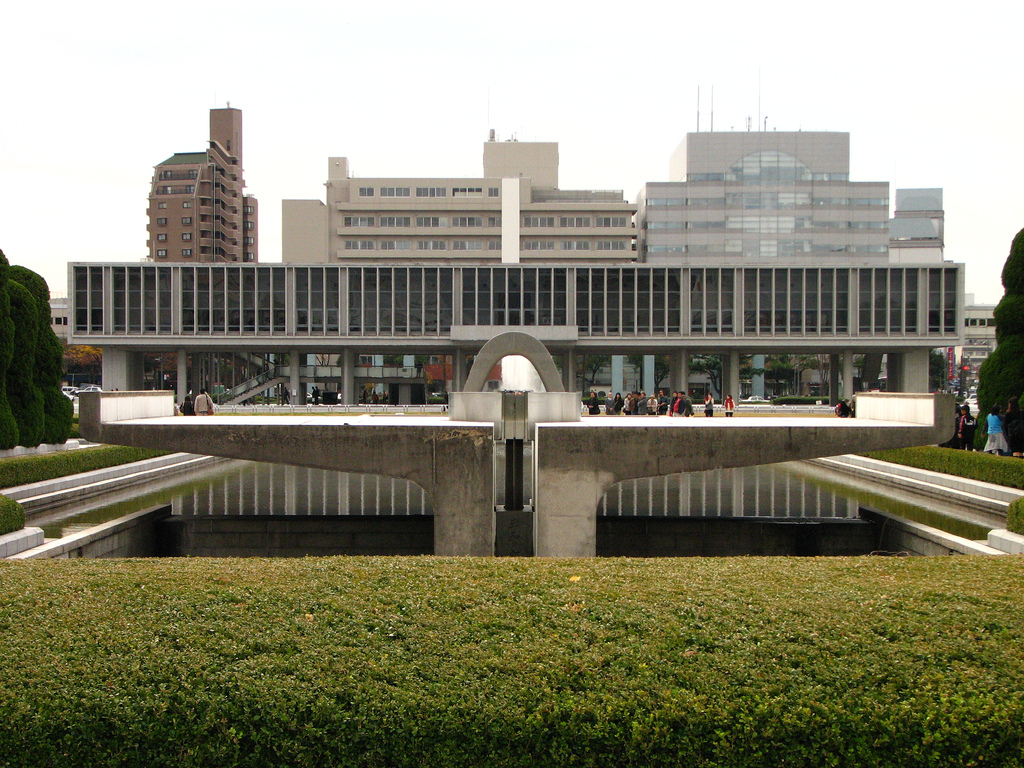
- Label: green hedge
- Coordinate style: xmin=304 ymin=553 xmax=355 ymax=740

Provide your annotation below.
xmin=0 ymin=446 xmax=167 ymax=490
xmin=0 ymin=556 xmax=1021 ymax=767
xmin=865 ymin=445 xmax=1024 ymax=491
xmin=0 ymin=494 xmax=24 ymax=535
xmin=1008 ymin=496 xmax=1024 ymax=535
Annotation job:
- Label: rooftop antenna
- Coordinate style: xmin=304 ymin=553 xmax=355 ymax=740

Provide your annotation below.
xmin=757 ymin=66 xmax=761 ymax=132
xmin=710 ymin=85 xmax=714 ymax=132
xmin=696 ymin=85 xmax=700 ymax=132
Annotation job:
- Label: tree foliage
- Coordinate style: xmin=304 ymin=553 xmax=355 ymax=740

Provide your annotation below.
xmin=5 ymin=280 xmax=44 ymax=447
xmin=10 ymin=266 xmax=72 ymax=444
xmin=0 ymin=251 xmax=20 ymax=449
xmin=979 ymin=227 xmax=1024 ymax=418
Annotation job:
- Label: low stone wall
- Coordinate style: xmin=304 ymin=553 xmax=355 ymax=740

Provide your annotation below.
xmin=597 ymin=517 xmax=877 ymax=557
xmin=861 ymin=509 xmax=1004 ymax=556
xmin=0 ymin=527 xmax=44 ymax=558
xmin=157 ymin=515 xmax=434 ymax=557
xmin=10 ymin=505 xmax=170 ymax=559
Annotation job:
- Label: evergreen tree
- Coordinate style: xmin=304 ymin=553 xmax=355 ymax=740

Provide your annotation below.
xmin=5 ymin=280 xmax=44 ymax=447
xmin=10 ymin=266 xmax=72 ymax=443
xmin=978 ymin=227 xmax=1024 ymax=420
xmin=0 ymin=251 xmax=19 ymax=449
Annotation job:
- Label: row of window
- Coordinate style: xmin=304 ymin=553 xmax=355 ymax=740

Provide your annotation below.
xmin=155 ymin=201 xmax=193 ymax=210
xmin=155 ymin=185 xmax=195 ymax=195
xmin=357 ymin=186 xmax=501 ymax=199
xmin=646 ymin=196 xmax=887 ymax=207
xmin=156 ymin=249 xmax=193 ymax=257
xmin=154 ymin=217 xmax=193 ymax=226
xmin=646 ymin=218 xmax=887 ymax=232
xmin=155 ymin=233 xmax=193 ymax=242
xmin=343 ymin=216 xmax=503 ymax=228
xmin=342 ymin=239 xmax=630 ymax=252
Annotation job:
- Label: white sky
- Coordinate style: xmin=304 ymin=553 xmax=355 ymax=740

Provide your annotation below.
xmin=1 ymin=0 xmax=1021 ymax=304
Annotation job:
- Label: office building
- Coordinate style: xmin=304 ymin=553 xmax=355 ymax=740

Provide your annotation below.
xmin=283 ymin=136 xmax=635 ymax=265
xmin=147 ymin=108 xmax=258 ymax=263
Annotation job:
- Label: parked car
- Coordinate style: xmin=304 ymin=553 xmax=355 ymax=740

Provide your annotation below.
xmin=741 ymin=396 xmax=770 ymax=403
xmin=77 ymin=386 xmax=103 ymax=394
xmin=61 ymin=385 xmax=78 ymax=399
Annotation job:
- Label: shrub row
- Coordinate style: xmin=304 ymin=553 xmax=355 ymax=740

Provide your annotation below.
xmin=1008 ymin=496 xmax=1024 ymax=535
xmin=0 ymin=494 xmax=24 ymax=535
xmin=0 ymin=556 xmax=1021 ymax=767
xmin=0 ymin=445 xmax=167 ymax=490
xmin=865 ymin=445 xmax=1024 ymax=491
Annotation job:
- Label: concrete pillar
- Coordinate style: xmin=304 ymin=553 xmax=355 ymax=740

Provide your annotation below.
xmin=842 ymin=352 xmax=855 ymax=401
xmin=752 ymin=354 xmax=766 ymax=399
xmin=643 ymin=355 xmax=655 ymax=394
xmin=101 ymin=349 xmax=145 ymax=391
xmin=341 ymin=348 xmax=355 ymax=403
xmin=670 ymin=350 xmax=689 ymax=394
xmin=177 ymin=349 xmax=188 ymax=402
xmin=562 ymin=349 xmax=577 ymax=393
xmin=902 ymin=348 xmax=931 ymax=393
xmin=611 ymin=355 xmax=625 ymax=395
xmin=290 ymin=348 xmax=300 ymax=404
xmin=726 ymin=350 xmax=741 ymax=403
xmin=453 ymin=348 xmax=467 ymax=392
xmin=829 ymin=354 xmax=840 ymax=405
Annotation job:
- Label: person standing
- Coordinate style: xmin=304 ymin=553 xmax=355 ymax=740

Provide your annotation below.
xmin=180 ymin=394 xmax=195 ymax=416
xmin=1004 ymin=396 xmax=1024 ymax=457
xmin=983 ymin=404 xmax=1009 ymax=455
xmin=958 ymin=404 xmax=977 ymax=451
xmin=724 ymin=394 xmax=735 ymax=417
xmin=612 ymin=392 xmax=624 ymax=414
xmin=194 ymin=388 xmax=215 ymax=416
xmin=703 ymin=392 xmax=714 ymax=417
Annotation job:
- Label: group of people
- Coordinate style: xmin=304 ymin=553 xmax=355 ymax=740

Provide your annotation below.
xmin=178 ymin=388 xmax=215 ymax=416
xmin=586 ymin=390 xmax=736 ymax=417
xmin=977 ymin=396 xmax=1024 ymax=456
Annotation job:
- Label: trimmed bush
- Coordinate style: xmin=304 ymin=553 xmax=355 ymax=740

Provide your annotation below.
xmin=0 ymin=556 xmax=1021 ymax=767
xmin=865 ymin=445 xmax=1024 ymax=490
xmin=0 ymin=493 xmax=24 ymax=535
xmin=4 ymin=281 xmax=43 ymax=447
xmin=0 ymin=446 xmax=167 ymax=490
xmin=1008 ymin=496 xmax=1024 ymax=535
xmin=1000 ymin=227 xmax=1024 ymax=295
xmin=0 ymin=251 xmax=19 ymax=449
xmin=11 ymin=266 xmax=73 ymax=444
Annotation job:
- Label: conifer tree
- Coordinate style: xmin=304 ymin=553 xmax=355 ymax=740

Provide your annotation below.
xmin=0 ymin=251 xmax=19 ymax=449
xmin=10 ymin=266 xmax=72 ymax=444
xmin=5 ymin=280 xmax=44 ymax=447
xmin=978 ymin=227 xmax=1024 ymax=420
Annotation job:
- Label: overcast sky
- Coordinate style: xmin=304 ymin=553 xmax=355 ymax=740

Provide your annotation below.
xmin=1 ymin=0 xmax=1021 ymax=304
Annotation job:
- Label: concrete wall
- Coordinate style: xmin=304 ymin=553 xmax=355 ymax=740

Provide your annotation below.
xmin=598 ymin=517 xmax=876 ymax=557
xmin=158 ymin=515 xmax=432 ymax=557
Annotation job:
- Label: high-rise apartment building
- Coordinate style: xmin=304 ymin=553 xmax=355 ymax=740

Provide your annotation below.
xmin=283 ymin=137 xmax=634 ymax=265
xmin=147 ymin=108 xmax=258 ymax=263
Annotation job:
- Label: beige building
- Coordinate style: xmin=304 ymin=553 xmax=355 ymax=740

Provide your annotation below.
xmin=283 ymin=137 xmax=635 ymax=265
xmin=147 ymin=108 xmax=258 ymax=263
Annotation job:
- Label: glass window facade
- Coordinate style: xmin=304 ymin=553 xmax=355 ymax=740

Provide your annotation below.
xmin=71 ymin=264 xmax=958 ymax=342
